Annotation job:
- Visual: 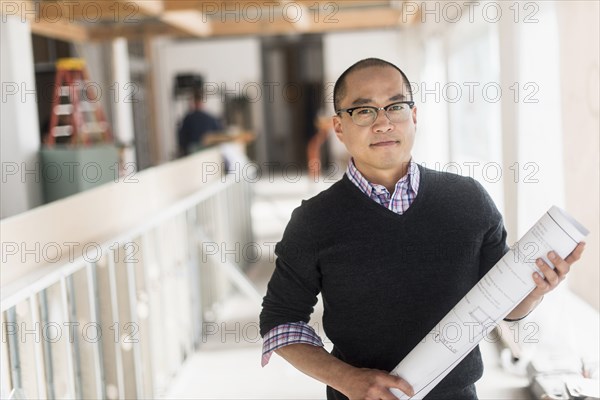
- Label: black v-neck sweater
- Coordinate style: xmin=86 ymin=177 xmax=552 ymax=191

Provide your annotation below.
xmin=260 ymin=164 xmax=509 ymax=399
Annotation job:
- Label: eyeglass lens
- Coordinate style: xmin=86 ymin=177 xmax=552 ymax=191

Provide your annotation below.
xmin=352 ymin=103 xmax=411 ymax=126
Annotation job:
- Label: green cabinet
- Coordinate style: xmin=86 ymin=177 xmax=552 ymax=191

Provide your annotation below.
xmin=40 ymin=145 xmax=120 ymax=203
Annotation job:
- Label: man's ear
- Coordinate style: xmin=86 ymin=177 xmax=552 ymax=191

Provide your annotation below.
xmin=333 ymin=115 xmax=344 ymax=143
xmin=412 ymin=106 xmax=417 ymax=125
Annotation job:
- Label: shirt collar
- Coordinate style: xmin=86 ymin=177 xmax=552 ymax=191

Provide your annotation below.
xmin=346 ymin=158 xmax=420 ymax=197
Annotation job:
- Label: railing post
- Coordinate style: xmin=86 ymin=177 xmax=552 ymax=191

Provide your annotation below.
xmin=66 ymin=275 xmax=84 ymax=399
xmin=59 ymin=277 xmax=76 ymax=398
xmin=125 ymin=241 xmax=145 ymax=398
xmin=86 ymin=262 xmax=105 ymax=399
xmin=107 ymin=255 xmax=125 ymax=399
xmin=1 ymin=311 xmax=14 ymax=396
xmin=187 ymin=208 xmax=203 ymax=349
xmin=38 ymin=290 xmax=55 ymax=399
xmin=5 ymin=308 xmax=20 ymax=392
xmin=28 ymin=295 xmax=47 ymax=399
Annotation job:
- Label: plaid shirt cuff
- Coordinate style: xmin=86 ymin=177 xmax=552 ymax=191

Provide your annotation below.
xmin=261 ymin=322 xmax=324 ymax=367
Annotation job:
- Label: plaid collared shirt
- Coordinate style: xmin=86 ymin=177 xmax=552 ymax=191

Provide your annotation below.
xmin=261 ymin=159 xmax=420 ymax=366
xmin=346 ymin=158 xmax=420 ymax=213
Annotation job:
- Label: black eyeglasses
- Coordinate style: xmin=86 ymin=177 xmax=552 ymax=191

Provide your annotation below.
xmin=336 ymin=101 xmax=415 ymax=127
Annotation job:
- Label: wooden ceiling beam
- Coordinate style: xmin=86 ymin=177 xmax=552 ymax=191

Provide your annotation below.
xmin=209 ymin=7 xmax=406 ymax=36
xmin=88 ymin=6 xmax=413 ymax=41
xmin=164 ymin=0 xmax=394 ymax=12
xmin=30 ymin=18 xmax=90 ymax=42
xmin=34 ymin=0 xmax=162 ymax=23
xmin=308 ymin=8 xmax=404 ymax=33
xmin=0 ymin=0 xmax=88 ymax=41
xmin=161 ymin=10 xmax=212 ymax=37
xmin=134 ymin=0 xmax=164 ymax=16
xmin=163 ymin=0 xmax=206 ymax=12
xmin=89 ymin=21 xmax=175 ymax=42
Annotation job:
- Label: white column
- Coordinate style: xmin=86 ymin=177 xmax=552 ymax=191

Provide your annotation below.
xmin=0 ymin=16 xmax=43 ymax=218
xmin=497 ymin=4 xmax=520 ymax=245
xmin=515 ymin=3 xmax=565 ymax=236
xmin=111 ymin=37 xmax=137 ymax=169
xmin=149 ymin=36 xmax=174 ymax=164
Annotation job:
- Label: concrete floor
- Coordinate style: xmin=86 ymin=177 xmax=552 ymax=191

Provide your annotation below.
xmin=163 ymin=175 xmax=531 ymax=400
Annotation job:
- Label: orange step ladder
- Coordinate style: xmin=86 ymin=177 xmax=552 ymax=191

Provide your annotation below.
xmin=46 ymin=58 xmax=113 ymax=146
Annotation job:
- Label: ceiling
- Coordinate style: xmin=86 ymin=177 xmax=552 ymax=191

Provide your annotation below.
xmin=3 ymin=0 xmax=424 ymax=42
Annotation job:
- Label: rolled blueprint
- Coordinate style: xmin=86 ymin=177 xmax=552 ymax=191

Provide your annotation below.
xmin=390 ymin=206 xmax=589 ymax=399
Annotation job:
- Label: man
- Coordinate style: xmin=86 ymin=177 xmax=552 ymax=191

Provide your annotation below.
xmin=259 ymin=58 xmax=585 ymax=400
xmin=178 ymin=89 xmax=223 ymax=156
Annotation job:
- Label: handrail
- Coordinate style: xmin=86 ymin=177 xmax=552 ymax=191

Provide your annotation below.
xmin=1 ymin=178 xmax=237 ymax=311
xmin=1 ymin=146 xmax=224 ymax=286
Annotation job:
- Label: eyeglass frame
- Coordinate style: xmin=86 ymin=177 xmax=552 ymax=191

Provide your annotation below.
xmin=335 ymin=101 xmax=415 ymax=126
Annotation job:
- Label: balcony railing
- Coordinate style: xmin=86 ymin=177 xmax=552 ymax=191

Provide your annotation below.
xmin=1 ymin=146 xmax=257 ymax=399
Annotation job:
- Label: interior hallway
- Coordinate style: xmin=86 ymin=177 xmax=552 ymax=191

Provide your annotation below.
xmin=163 ymin=175 xmax=530 ymax=399
xmin=164 ymin=176 xmax=332 ymax=399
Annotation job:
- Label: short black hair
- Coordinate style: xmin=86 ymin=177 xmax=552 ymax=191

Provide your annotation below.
xmin=333 ymin=58 xmax=413 ymax=112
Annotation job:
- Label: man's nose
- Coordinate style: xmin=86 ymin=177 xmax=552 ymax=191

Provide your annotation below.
xmin=372 ymin=109 xmax=393 ymax=132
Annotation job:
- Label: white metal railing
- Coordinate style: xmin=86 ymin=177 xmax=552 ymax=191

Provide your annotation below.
xmin=1 ymin=170 xmax=256 ymax=399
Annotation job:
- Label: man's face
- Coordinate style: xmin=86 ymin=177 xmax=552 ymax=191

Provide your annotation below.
xmin=333 ymin=66 xmax=417 ymax=180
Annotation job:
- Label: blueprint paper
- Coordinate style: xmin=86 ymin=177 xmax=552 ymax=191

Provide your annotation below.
xmin=390 ymin=206 xmax=589 ymax=399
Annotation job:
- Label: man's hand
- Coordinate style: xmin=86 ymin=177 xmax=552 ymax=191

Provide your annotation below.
xmin=531 ymin=242 xmax=586 ymax=298
xmin=275 ymin=344 xmax=413 ymax=400
xmin=340 ymin=368 xmax=414 ymax=400
xmin=506 ymin=242 xmax=585 ymax=320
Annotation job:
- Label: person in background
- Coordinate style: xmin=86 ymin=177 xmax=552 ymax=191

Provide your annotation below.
xmin=307 ymin=110 xmax=350 ymax=180
xmin=178 ymin=89 xmax=223 ymax=156
xmin=307 ymin=112 xmax=332 ymax=180
xmin=259 ymin=58 xmax=585 ymax=400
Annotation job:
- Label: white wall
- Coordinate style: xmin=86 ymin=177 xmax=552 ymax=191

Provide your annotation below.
xmin=557 ymin=1 xmax=600 ymax=310
xmin=75 ymin=42 xmax=113 ymax=126
xmin=0 ymin=17 xmax=43 ymax=219
xmin=323 ymin=28 xmax=449 ymax=164
xmin=152 ymin=37 xmax=262 ymax=163
xmin=323 ymin=29 xmax=423 ymax=112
